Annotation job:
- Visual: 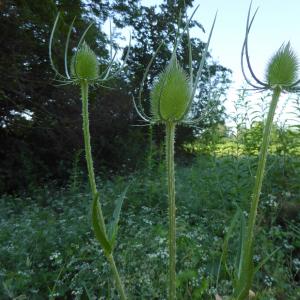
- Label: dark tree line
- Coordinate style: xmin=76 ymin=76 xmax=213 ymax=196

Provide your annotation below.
xmin=0 ymin=0 xmax=230 ymax=193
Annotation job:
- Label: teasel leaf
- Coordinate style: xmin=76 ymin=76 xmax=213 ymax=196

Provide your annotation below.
xmin=108 ymin=185 xmax=130 ymax=248
xmin=92 ymin=192 xmax=112 ymax=255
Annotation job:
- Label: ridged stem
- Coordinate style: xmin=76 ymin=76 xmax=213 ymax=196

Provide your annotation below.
xmin=107 ymin=254 xmax=127 ymax=300
xmin=81 ymin=80 xmax=127 ymax=300
xmin=166 ymin=121 xmax=176 ymax=300
xmin=235 ymin=86 xmax=281 ymax=299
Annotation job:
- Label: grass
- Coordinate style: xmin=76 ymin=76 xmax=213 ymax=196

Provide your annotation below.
xmin=0 ymin=152 xmax=299 ymax=299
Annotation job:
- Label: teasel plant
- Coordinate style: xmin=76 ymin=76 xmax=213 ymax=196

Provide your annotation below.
xmin=134 ymin=7 xmax=217 ymax=299
xmin=232 ymin=2 xmax=300 ymax=299
xmin=49 ymin=13 xmax=131 ymax=300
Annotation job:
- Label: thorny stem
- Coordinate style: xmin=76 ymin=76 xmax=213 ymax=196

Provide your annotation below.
xmin=235 ymin=86 xmax=281 ymax=300
xmin=107 ymin=254 xmax=128 ymax=300
xmin=81 ymin=80 xmax=106 ymax=229
xmin=81 ymin=80 xmax=127 ymax=300
xmin=166 ymin=121 xmax=176 ymax=300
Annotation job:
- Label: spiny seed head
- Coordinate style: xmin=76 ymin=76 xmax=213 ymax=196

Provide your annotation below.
xmin=266 ymin=42 xmax=299 ymax=87
xmin=150 ymin=58 xmax=191 ymax=123
xmin=71 ymin=42 xmax=99 ymax=81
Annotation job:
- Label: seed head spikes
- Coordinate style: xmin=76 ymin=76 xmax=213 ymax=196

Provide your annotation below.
xmin=49 ymin=13 xmax=131 ymax=86
xmin=241 ymin=1 xmax=300 ymax=93
xmin=133 ymin=7 xmax=217 ymax=126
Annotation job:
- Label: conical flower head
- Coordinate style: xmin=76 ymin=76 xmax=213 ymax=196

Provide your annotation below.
xmin=266 ymin=43 xmax=299 ymax=87
xmin=150 ymin=58 xmax=191 ymax=123
xmin=71 ymin=42 xmax=99 ymax=81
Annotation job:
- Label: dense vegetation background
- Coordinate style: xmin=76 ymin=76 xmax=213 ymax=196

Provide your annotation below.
xmin=0 ymin=1 xmax=299 ymax=299
xmin=0 ymin=0 xmax=229 ymax=193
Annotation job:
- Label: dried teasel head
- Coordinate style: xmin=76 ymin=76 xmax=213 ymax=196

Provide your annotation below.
xmin=266 ymin=42 xmax=299 ymax=88
xmin=150 ymin=58 xmax=192 ymax=123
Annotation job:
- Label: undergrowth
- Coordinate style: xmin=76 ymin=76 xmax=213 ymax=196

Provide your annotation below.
xmin=1 ymin=153 xmax=299 ymax=299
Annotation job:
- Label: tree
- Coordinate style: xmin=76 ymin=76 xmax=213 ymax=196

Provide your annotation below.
xmin=0 ymin=0 xmax=230 ymax=193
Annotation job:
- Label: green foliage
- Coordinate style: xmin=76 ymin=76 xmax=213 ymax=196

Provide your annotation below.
xmin=1 ymin=2 xmax=300 ymax=300
xmin=0 ymin=0 xmax=230 ymax=194
xmin=91 ymin=193 xmax=112 ymax=255
xmin=0 ymin=153 xmax=299 ymax=299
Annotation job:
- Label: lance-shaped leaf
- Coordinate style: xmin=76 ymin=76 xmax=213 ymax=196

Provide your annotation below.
xmin=234 ymin=211 xmax=254 ymax=299
xmin=92 ymin=193 xmax=112 ymax=254
xmin=108 ymin=185 xmax=130 ymax=247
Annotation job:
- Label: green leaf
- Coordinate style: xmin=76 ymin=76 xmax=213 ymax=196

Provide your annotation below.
xmin=83 ymin=284 xmax=93 ymax=300
xmin=234 ymin=210 xmax=254 ymax=299
xmin=197 ymin=277 xmax=209 ymax=296
xmin=108 ymin=185 xmax=130 ymax=247
xmin=254 ymin=247 xmax=280 ymax=274
xmin=216 ymin=209 xmax=240 ymax=288
xmin=236 ymin=209 xmax=246 ymax=281
xmin=92 ymin=193 xmax=112 ymax=254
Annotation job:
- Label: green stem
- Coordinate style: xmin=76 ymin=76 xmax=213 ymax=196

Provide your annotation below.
xmin=235 ymin=87 xmax=281 ymax=299
xmin=166 ymin=121 xmax=176 ymax=300
xmin=81 ymin=80 xmax=106 ymax=230
xmin=81 ymin=80 xmax=127 ymax=300
xmin=107 ymin=254 xmax=127 ymax=300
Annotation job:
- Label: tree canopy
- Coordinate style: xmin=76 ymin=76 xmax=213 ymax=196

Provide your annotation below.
xmin=0 ymin=0 xmax=230 ymax=193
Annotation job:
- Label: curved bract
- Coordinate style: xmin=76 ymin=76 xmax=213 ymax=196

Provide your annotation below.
xmin=241 ymin=1 xmax=300 ymax=93
xmin=133 ymin=7 xmax=217 ymax=127
xmin=49 ymin=12 xmax=131 ymax=86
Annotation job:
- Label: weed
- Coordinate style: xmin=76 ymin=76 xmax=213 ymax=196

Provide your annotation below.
xmin=49 ymin=13 xmax=130 ymax=299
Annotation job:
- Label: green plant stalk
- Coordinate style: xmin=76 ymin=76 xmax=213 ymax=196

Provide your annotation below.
xmin=235 ymin=86 xmax=281 ymax=300
xmin=81 ymin=80 xmax=127 ymax=300
xmin=107 ymin=254 xmax=127 ymax=300
xmin=166 ymin=121 xmax=176 ymax=300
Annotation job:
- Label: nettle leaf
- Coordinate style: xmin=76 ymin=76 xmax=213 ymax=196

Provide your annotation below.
xmin=92 ymin=193 xmax=112 ymax=254
xmin=107 ymin=185 xmax=130 ymax=248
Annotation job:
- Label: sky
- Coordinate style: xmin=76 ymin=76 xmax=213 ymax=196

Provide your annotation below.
xmin=140 ymin=0 xmax=300 ymax=125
